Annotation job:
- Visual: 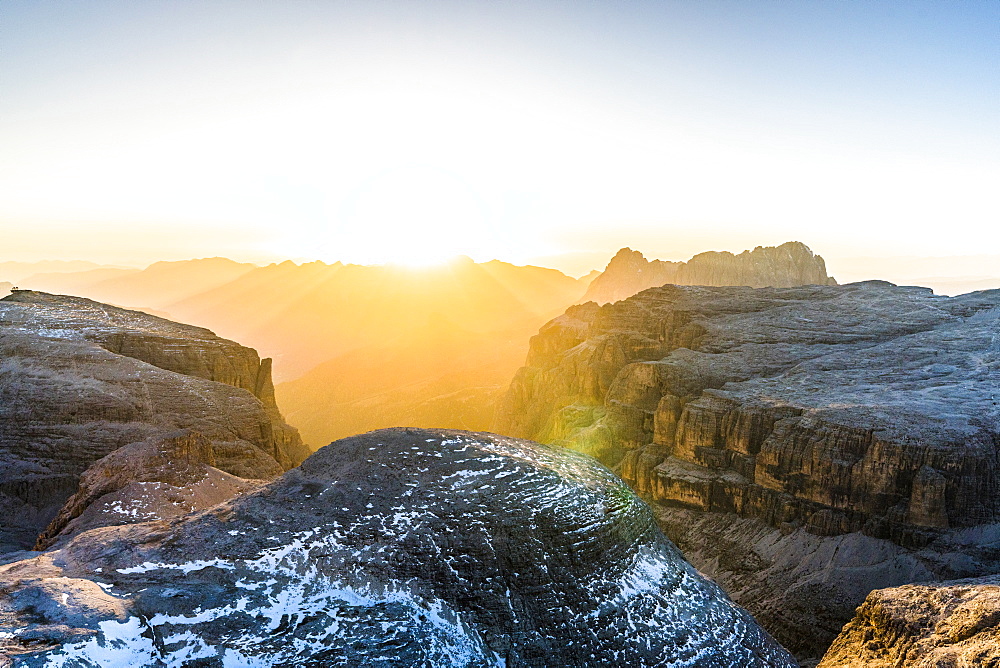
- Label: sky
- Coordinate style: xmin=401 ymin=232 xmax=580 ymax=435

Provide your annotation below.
xmin=1 ymin=0 xmax=998 ymax=276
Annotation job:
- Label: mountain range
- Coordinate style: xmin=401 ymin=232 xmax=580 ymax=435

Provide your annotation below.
xmin=2 ymin=246 xmax=998 ymax=665
xmin=0 ymin=292 xmax=794 ymax=666
xmin=11 ymin=243 xmax=835 ymax=448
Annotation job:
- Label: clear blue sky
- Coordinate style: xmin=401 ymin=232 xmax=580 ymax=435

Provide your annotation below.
xmin=1 ymin=0 xmax=997 ymax=272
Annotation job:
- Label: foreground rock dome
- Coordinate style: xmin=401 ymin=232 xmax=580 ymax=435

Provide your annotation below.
xmin=0 ymin=428 xmax=794 ymax=667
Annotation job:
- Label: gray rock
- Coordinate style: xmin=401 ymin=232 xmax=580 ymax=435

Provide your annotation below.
xmin=0 ymin=428 xmax=795 ymax=667
xmin=0 ymin=291 xmax=308 ymax=552
xmin=496 ymin=281 xmax=1000 ymax=659
xmin=35 ymin=431 xmax=264 ymax=549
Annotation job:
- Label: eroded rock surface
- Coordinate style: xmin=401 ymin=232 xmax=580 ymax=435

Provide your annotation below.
xmin=582 ymin=241 xmax=835 ymax=305
xmin=0 ymin=291 xmax=308 ymax=553
xmin=0 ymin=428 xmax=795 ymax=667
xmin=34 ymin=431 xmax=264 ymax=550
xmin=496 ymin=281 xmax=1000 ymax=658
xmin=819 ymin=575 xmax=1000 ymax=667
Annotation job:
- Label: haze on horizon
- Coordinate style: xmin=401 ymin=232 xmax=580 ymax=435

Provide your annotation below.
xmin=1 ymin=0 xmax=997 ymax=277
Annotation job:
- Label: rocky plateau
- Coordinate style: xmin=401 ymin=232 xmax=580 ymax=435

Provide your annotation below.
xmin=0 ymin=291 xmax=308 ymax=556
xmin=497 ymin=281 xmax=1000 ymax=660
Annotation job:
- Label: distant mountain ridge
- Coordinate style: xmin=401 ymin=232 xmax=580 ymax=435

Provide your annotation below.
xmin=582 ymin=241 xmax=836 ymax=304
xmin=0 ymin=260 xmax=121 ymax=283
xmin=167 ymin=257 xmax=592 ymax=380
xmin=22 ymin=257 xmax=255 ymax=311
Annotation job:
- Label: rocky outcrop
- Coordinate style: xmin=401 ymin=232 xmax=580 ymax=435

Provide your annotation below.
xmin=33 ymin=430 xmax=264 ymax=550
xmin=582 ymin=241 xmax=836 ymax=305
xmin=0 ymin=291 xmax=308 ymax=554
xmin=819 ymin=575 xmax=1000 ymax=667
xmin=0 ymin=428 xmax=795 ymax=667
xmin=496 ymin=281 xmax=1000 ymax=659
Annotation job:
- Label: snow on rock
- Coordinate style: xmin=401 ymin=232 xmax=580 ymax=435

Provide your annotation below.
xmin=1 ymin=428 xmax=795 ymax=666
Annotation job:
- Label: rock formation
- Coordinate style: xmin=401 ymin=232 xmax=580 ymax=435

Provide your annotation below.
xmin=0 ymin=428 xmax=795 ymax=667
xmin=582 ymin=241 xmax=836 ymax=305
xmin=34 ymin=431 xmax=264 ymax=551
xmin=496 ymin=281 xmax=1000 ymax=659
xmin=819 ymin=575 xmax=1000 ymax=667
xmin=0 ymin=291 xmax=308 ymax=554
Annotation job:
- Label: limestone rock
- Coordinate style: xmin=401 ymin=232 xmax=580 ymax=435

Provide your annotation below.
xmin=819 ymin=575 xmax=1000 ymax=667
xmin=0 ymin=291 xmax=307 ymax=553
xmin=34 ymin=430 xmax=264 ymax=550
xmin=496 ymin=281 xmax=1000 ymax=658
xmin=0 ymin=428 xmax=795 ymax=667
xmin=582 ymin=241 xmax=836 ymax=305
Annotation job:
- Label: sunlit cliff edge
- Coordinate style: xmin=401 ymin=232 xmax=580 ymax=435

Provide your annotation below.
xmin=496 ymin=280 xmax=1000 ymax=660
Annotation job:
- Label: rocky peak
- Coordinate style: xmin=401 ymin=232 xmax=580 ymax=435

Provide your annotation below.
xmin=607 ymin=246 xmax=647 ymax=267
xmin=583 ymin=241 xmax=836 ymax=305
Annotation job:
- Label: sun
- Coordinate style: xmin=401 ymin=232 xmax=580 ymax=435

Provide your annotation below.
xmin=323 ymin=165 xmax=495 ymax=267
xmin=385 ymin=251 xmax=464 ymax=269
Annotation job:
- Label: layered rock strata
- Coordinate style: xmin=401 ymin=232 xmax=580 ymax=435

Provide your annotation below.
xmin=819 ymin=575 xmax=1000 ymax=667
xmin=0 ymin=428 xmax=796 ymax=667
xmin=0 ymin=291 xmax=308 ymax=553
xmin=496 ymin=281 xmax=1000 ymax=658
xmin=582 ymin=241 xmax=836 ymax=305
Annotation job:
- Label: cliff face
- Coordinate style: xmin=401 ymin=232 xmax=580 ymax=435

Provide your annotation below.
xmin=0 ymin=291 xmax=307 ymax=553
xmin=0 ymin=428 xmax=795 ymax=667
xmin=496 ymin=282 xmax=1000 ymax=658
xmin=582 ymin=241 xmax=836 ymax=305
xmin=819 ymin=575 xmax=1000 ymax=667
